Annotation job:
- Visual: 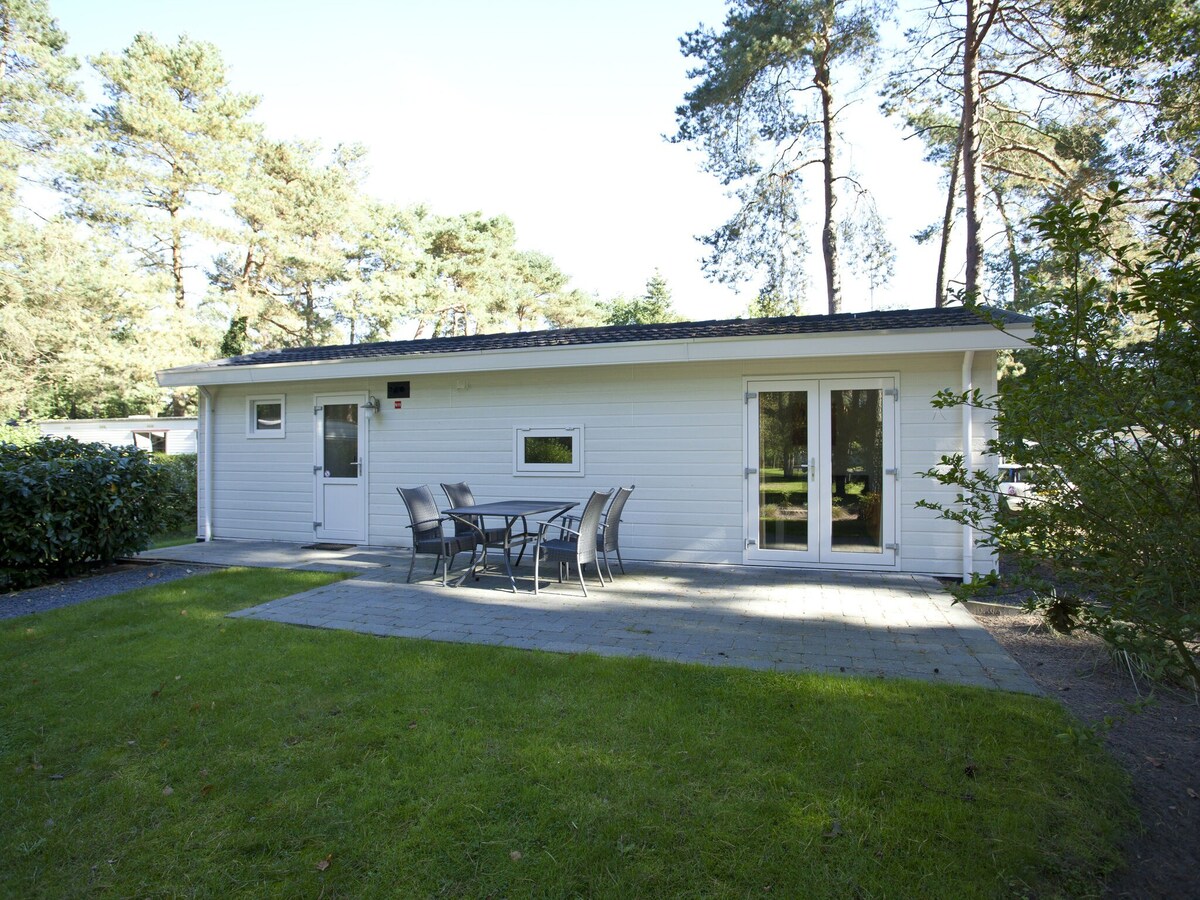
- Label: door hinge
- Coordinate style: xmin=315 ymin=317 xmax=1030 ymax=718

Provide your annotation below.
xmin=884 ymin=388 xmax=899 ymax=400
xmin=744 ymin=467 xmax=758 ymax=478
xmin=745 ymin=538 xmax=757 ymax=549
xmin=313 ymin=465 xmax=321 ymax=474
xmin=885 ymin=467 xmax=898 ymax=479
xmin=885 ymin=542 xmax=899 ymax=552
xmin=744 ymin=391 xmax=757 ymax=404
xmin=313 ymin=405 xmax=323 ymax=415
xmin=313 ymin=521 xmax=322 ymax=529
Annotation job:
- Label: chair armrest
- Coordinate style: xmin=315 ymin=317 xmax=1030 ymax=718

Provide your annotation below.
xmin=406 ymin=516 xmax=447 ymax=531
xmin=532 ymin=518 xmax=584 ymax=537
xmin=544 ymin=521 xmax=583 ymax=538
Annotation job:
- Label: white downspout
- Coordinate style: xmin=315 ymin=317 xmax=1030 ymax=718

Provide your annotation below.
xmin=961 ymin=351 xmax=976 ymax=582
xmin=199 ymin=385 xmax=216 ymax=542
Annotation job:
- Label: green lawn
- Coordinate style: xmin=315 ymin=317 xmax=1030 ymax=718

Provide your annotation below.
xmin=1 ymin=569 xmax=1133 ymax=897
xmin=148 ymin=529 xmax=197 ymax=550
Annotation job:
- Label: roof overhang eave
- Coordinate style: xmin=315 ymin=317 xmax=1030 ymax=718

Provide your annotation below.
xmin=156 ymin=323 xmax=1035 ymax=388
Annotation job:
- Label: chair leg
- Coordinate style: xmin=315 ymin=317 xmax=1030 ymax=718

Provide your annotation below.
xmin=577 ymin=560 xmax=588 ymax=597
xmin=406 ymin=547 xmax=417 ymax=583
xmin=533 ymin=545 xmax=542 ymax=595
xmin=442 ymin=550 xmax=457 ymax=587
xmin=592 ymin=561 xmax=606 ymax=589
xmin=616 ymin=547 xmax=626 ymax=575
xmin=601 ymin=548 xmax=614 ymax=583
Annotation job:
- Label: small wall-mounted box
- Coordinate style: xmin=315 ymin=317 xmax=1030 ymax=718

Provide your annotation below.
xmin=386 ymin=381 xmax=410 ymax=399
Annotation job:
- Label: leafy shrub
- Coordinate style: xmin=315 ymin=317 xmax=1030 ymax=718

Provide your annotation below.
xmin=921 ymin=187 xmax=1200 ymax=687
xmin=0 ymin=437 xmax=169 ymax=591
xmin=153 ymin=452 xmax=197 ymax=534
xmin=0 ymin=420 xmax=39 ymax=447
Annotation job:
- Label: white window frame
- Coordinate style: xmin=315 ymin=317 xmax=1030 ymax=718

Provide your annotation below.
xmin=131 ymin=430 xmax=168 ymax=453
xmin=247 ymin=395 xmax=286 ymax=439
xmin=513 ymin=425 xmax=584 ymax=476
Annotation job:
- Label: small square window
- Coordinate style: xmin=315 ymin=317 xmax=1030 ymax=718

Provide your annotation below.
xmin=248 ymin=396 xmax=286 ymax=438
xmin=514 ymin=426 xmax=584 ymax=476
xmin=132 ymin=430 xmax=168 ymax=454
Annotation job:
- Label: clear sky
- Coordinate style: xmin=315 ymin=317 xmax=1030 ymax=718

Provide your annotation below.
xmin=49 ymin=0 xmax=948 ymax=322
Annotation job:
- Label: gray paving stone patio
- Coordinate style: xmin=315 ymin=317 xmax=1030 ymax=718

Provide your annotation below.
xmin=142 ymin=540 xmax=1039 ymax=694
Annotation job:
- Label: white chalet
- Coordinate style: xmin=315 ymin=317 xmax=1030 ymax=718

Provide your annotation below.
xmin=156 ymin=307 xmax=1032 ymax=580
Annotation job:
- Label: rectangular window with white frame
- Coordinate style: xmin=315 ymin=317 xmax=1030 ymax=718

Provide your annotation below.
xmin=514 ymin=425 xmax=584 ymax=476
xmin=247 ymin=395 xmax=286 ymax=438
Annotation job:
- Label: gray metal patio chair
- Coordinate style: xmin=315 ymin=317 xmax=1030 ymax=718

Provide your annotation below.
xmin=532 ymin=489 xmax=612 ymax=597
xmin=396 ymin=485 xmax=478 ymax=586
xmin=559 ymin=485 xmax=635 ymax=583
xmin=597 ymin=484 xmax=635 ymax=582
xmin=440 ymin=482 xmax=527 ymax=565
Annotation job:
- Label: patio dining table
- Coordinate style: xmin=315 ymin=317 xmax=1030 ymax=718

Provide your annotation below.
xmin=442 ymin=499 xmax=577 ymax=592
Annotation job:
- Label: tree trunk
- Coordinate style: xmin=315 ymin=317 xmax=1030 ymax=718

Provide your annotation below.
xmin=303 ymin=284 xmax=315 ymax=346
xmin=993 ymin=184 xmax=1022 ymax=309
xmin=170 ymin=203 xmax=186 ymax=309
xmin=935 ymin=117 xmax=964 ymax=307
xmin=962 ymin=0 xmax=987 ymax=299
xmin=816 ymin=40 xmax=841 ymax=315
xmin=0 ymin=16 xmax=11 ymax=81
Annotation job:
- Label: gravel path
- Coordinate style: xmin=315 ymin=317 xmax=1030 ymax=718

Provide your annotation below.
xmin=0 ymin=562 xmax=215 ymax=620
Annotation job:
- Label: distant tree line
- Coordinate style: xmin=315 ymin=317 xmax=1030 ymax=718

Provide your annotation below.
xmin=0 ymin=2 xmax=684 ymax=421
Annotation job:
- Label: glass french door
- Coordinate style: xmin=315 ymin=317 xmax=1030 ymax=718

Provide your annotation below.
xmin=314 ymin=393 xmax=367 ymax=543
xmin=746 ymin=378 xmax=896 ymax=567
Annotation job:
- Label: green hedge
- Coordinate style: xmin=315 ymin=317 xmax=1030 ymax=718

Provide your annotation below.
xmin=0 ymin=437 xmax=170 ymax=591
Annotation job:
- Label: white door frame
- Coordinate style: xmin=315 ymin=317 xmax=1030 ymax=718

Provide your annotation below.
xmin=745 ymin=379 xmax=820 ymax=566
xmin=744 ymin=376 xmax=898 ymax=569
xmin=816 ymin=377 xmax=897 ymax=568
xmin=313 ymin=392 xmax=368 ymax=543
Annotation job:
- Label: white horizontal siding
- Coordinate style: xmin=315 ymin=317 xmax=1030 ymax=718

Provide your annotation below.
xmin=202 ymin=353 xmax=986 ymax=574
xmin=39 ymin=417 xmax=197 ymax=455
xmin=365 ymin=363 xmax=745 ymax=564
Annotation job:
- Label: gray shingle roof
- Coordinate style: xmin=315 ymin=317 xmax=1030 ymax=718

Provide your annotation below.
xmin=206 ymin=305 xmax=1030 ymax=370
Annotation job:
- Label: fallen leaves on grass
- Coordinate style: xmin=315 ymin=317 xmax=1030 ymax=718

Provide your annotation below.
xmin=316 ymin=854 xmax=332 ymax=872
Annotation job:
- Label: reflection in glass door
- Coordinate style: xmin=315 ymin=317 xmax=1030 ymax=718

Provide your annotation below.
xmin=322 ymin=404 xmax=359 ymax=478
xmin=827 ymin=388 xmax=884 ymax=555
xmin=757 ymin=388 xmax=813 ymax=553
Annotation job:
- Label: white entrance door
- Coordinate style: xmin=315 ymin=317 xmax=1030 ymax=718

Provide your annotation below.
xmin=745 ymin=378 xmax=896 ymax=568
xmin=314 ymin=394 xmax=367 ymax=543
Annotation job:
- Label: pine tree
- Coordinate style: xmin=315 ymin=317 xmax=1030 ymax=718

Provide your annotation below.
xmin=81 ymin=34 xmax=259 ymax=309
xmin=673 ymin=0 xmax=893 ymax=314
